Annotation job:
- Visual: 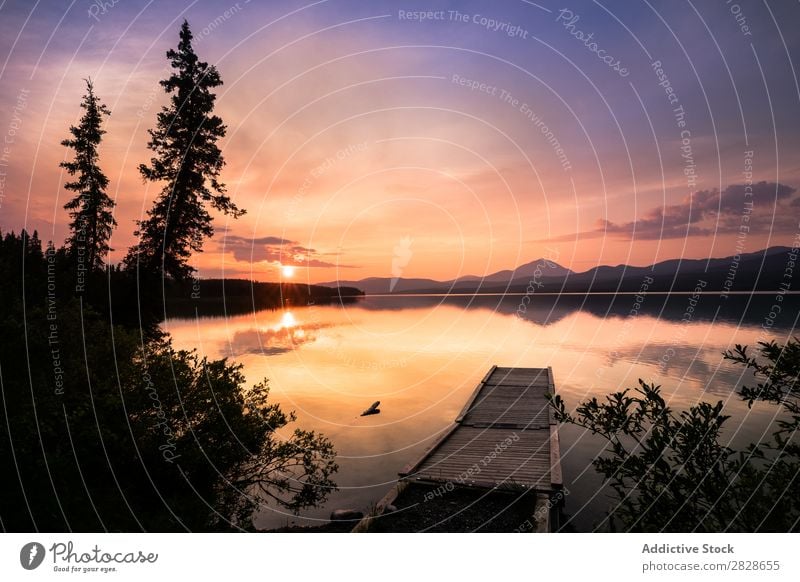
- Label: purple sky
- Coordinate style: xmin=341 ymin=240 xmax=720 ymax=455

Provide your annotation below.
xmin=1 ymin=0 xmax=799 ymax=281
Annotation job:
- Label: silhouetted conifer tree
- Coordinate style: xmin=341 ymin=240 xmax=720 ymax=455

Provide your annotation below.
xmin=126 ymin=21 xmax=243 ymax=281
xmin=61 ymin=79 xmax=115 ymax=271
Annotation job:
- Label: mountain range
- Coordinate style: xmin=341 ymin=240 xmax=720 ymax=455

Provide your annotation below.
xmin=320 ymin=246 xmax=795 ymax=295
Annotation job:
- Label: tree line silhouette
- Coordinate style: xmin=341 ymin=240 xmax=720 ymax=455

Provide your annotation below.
xmin=0 ymin=21 xmax=338 ymax=532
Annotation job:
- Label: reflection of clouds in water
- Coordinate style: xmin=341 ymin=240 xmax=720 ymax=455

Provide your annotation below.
xmin=225 ymin=312 xmax=333 ymax=356
xmin=574 ymin=342 xmax=713 ymax=368
xmin=588 ymin=343 xmax=752 ymax=398
xmin=611 ymin=344 xmax=717 ymax=371
xmin=699 ymin=370 xmax=753 ymax=399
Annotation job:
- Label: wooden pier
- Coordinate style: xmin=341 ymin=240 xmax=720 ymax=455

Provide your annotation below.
xmin=354 ymin=366 xmax=563 ymax=532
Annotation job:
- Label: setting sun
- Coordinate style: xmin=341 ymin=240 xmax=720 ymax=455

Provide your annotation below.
xmin=281 ymin=265 xmax=295 ymax=278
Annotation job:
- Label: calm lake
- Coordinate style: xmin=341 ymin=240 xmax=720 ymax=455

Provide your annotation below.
xmin=164 ymin=292 xmax=799 ymax=531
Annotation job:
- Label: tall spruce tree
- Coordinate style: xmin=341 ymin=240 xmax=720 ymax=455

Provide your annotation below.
xmin=127 ymin=20 xmax=243 ymax=281
xmin=61 ymin=79 xmax=116 ymax=271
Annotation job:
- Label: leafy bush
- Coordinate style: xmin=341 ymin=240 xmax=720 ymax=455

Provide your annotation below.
xmin=551 ymin=339 xmax=800 ymax=532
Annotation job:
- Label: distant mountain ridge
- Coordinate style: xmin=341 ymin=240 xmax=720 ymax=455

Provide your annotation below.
xmin=451 ymin=257 xmax=573 ymax=284
xmin=319 ymin=256 xmax=572 ymax=294
xmin=319 ymin=246 xmax=795 ymax=295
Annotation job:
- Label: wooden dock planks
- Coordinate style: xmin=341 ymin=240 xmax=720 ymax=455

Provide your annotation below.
xmin=400 ymin=366 xmax=562 ymax=493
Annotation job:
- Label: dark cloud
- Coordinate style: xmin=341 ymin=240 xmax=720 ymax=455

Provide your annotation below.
xmin=303 ymin=258 xmax=346 ymax=268
xmin=249 ymin=236 xmax=295 ymax=245
xmin=220 ymin=234 xmax=356 ymax=268
xmin=547 ymin=182 xmax=798 ymax=242
xmin=603 ymin=181 xmax=797 ymax=239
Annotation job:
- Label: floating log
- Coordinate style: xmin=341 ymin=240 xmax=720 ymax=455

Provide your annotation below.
xmin=361 ymin=401 xmax=381 ymax=416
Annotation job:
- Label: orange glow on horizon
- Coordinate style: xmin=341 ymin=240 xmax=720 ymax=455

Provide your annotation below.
xmin=2 ymin=5 xmax=797 ymax=286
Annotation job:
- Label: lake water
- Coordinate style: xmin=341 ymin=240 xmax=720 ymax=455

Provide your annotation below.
xmin=164 ymin=292 xmax=799 ymax=531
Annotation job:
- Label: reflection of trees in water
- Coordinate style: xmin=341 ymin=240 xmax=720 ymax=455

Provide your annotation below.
xmin=350 ymin=293 xmax=800 ymax=331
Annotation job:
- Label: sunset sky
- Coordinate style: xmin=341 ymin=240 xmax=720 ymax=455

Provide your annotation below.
xmin=1 ymin=0 xmax=799 ymax=282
